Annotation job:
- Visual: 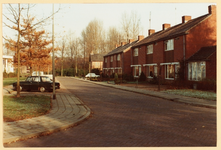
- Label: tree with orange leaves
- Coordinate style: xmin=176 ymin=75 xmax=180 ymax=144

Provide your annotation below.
xmin=3 ymin=4 xmax=60 ymax=97
xmin=8 ymin=16 xmax=55 ymax=76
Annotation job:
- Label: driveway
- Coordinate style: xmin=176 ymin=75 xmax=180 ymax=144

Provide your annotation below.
xmin=4 ymin=77 xmax=216 ymax=147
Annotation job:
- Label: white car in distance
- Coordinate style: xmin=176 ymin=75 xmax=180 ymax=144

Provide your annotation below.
xmin=85 ymin=73 xmax=100 ymax=78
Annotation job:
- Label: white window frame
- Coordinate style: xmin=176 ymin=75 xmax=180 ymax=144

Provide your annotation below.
xmin=188 ymin=61 xmax=206 ymax=81
xmin=117 ymin=54 xmax=121 ymax=61
xmin=134 ymin=66 xmax=141 ymax=77
xmin=111 ymin=56 xmax=113 ymax=62
xmin=165 ymin=39 xmax=174 ymax=51
xmin=147 ymin=44 xmax=153 ymax=54
xmin=134 ymin=48 xmax=138 ymax=56
xmin=165 ymin=64 xmax=175 ymax=80
xmin=146 ymin=66 xmax=154 ymax=78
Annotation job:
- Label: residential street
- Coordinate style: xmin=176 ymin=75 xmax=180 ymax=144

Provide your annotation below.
xmin=4 ymin=77 xmax=216 ymax=147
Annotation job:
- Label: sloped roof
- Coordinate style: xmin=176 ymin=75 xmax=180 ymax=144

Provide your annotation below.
xmin=90 ymin=54 xmax=104 ymax=62
xmin=187 ymin=45 xmax=216 ymax=61
xmin=104 ymin=40 xmax=138 ymax=57
xmin=132 ymin=14 xmax=211 ymax=47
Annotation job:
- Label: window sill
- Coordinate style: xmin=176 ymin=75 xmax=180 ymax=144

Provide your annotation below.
xmin=165 ymin=78 xmax=174 ymax=80
xmin=165 ymin=49 xmax=174 ymax=51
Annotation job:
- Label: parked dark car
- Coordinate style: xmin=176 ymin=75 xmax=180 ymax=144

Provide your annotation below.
xmin=12 ymin=76 xmax=60 ymax=92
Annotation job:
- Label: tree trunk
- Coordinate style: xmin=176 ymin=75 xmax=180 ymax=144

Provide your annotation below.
xmin=75 ymin=57 xmax=77 ymax=76
xmin=61 ymin=60 xmax=63 ymax=76
xmin=16 ymin=4 xmax=21 ymax=98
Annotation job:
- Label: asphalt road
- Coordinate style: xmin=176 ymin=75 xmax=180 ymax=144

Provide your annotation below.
xmin=4 ymin=77 xmax=216 ymax=147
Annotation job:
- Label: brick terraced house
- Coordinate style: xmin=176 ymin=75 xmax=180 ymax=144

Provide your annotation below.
xmin=131 ymin=5 xmax=216 ymax=82
xmin=103 ymin=36 xmax=144 ymax=76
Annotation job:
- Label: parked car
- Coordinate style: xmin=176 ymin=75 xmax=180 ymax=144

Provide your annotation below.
xmin=85 ymin=73 xmax=100 ymax=78
xmin=12 ymin=76 xmax=60 ymax=92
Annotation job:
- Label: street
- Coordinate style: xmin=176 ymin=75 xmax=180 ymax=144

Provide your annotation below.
xmin=4 ymin=77 xmax=216 ymax=147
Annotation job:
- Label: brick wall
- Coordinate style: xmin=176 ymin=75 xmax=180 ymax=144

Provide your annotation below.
xmin=123 ymin=49 xmax=132 ymax=75
xmin=185 ymin=8 xmax=216 ymax=59
xmin=206 ymin=52 xmax=216 ymax=79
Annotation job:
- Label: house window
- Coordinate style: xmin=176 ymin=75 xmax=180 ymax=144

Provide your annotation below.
xmin=134 ymin=66 xmax=141 ymax=77
xmin=165 ymin=64 xmax=180 ymax=79
xmin=147 ymin=44 xmax=153 ymax=54
xmin=111 ymin=56 xmax=113 ymax=62
xmin=117 ymin=54 xmax=121 ymax=61
xmin=147 ymin=66 xmax=154 ymax=78
xmin=118 ymin=69 xmax=122 ymax=74
xmin=165 ymin=39 xmax=174 ymax=51
xmin=188 ymin=61 xmax=206 ymax=81
xmin=146 ymin=65 xmax=157 ymax=78
xmin=165 ymin=64 xmax=174 ymax=79
xmin=134 ymin=48 xmax=138 ymax=56
xmin=154 ymin=66 xmax=158 ymax=77
xmin=105 ymin=57 xmax=107 ymax=63
xmin=175 ymin=64 xmax=180 ymax=79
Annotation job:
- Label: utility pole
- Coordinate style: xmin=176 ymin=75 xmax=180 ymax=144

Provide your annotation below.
xmin=52 ymin=4 xmax=56 ymax=99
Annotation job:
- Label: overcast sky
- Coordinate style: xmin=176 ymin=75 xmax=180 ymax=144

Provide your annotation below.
xmin=2 ymin=2 xmax=216 ymax=44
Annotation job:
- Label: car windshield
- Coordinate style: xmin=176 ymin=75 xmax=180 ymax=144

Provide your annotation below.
xmin=41 ymin=76 xmax=51 ymax=82
xmin=26 ymin=77 xmax=32 ymax=82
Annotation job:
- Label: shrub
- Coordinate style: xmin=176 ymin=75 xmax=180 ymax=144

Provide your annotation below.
xmin=114 ymin=73 xmax=120 ymax=84
xmin=3 ymin=72 xmax=8 ymax=78
xmin=139 ymin=71 xmax=146 ymax=82
xmin=122 ymin=73 xmax=134 ymax=81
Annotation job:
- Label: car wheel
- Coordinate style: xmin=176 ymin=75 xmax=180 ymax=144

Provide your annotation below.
xmin=40 ymin=87 xmax=45 ymax=92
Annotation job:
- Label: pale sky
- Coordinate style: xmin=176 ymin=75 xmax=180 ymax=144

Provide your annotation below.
xmin=2 ymin=2 xmax=217 ymax=46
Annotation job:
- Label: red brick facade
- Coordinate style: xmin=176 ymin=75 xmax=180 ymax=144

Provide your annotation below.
xmin=130 ymin=5 xmax=216 ymax=82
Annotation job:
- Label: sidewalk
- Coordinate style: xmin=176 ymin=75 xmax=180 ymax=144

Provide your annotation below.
xmin=3 ymin=85 xmax=91 ymax=144
xmin=74 ymin=77 xmax=216 ymax=109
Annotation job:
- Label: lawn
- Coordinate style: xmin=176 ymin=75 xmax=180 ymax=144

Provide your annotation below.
xmin=3 ymin=95 xmax=51 ymax=122
xmin=3 ymin=77 xmax=26 ymax=86
xmin=162 ymin=89 xmax=216 ymax=101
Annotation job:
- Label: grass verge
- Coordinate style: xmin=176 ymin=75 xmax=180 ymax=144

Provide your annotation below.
xmin=3 ymin=77 xmax=26 ymax=86
xmin=162 ymin=89 xmax=216 ymax=101
xmin=3 ymin=95 xmax=51 ymax=122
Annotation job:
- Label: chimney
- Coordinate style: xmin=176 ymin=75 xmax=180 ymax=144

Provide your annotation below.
xmin=129 ymin=39 xmax=134 ymax=43
xmin=182 ymin=16 xmax=191 ymax=23
xmin=162 ymin=23 xmax=171 ymax=30
xmin=148 ymin=29 xmax=155 ymax=36
xmin=115 ymin=44 xmax=119 ymax=48
xmin=121 ymin=42 xmax=126 ymax=46
xmin=208 ymin=5 xmax=216 ymax=14
xmin=138 ymin=35 xmax=144 ymax=41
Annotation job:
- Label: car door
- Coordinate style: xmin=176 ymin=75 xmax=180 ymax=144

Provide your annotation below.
xmin=31 ymin=76 xmax=40 ymax=91
xmin=21 ymin=76 xmax=32 ymax=90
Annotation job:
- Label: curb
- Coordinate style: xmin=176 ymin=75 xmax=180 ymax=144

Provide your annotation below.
xmin=3 ymin=91 xmax=91 ymax=144
xmin=72 ymin=77 xmax=216 ymax=109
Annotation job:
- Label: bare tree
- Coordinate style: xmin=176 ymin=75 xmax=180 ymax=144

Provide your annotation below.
xmin=80 ymin=30 xmax=86 ymax=76
xmin=121 ymin=11 xmax=142 ymax=42
xmin=121 ymin=12 xmax=131 ymax=42
xmin=130 ymin=11 xmax=143 ymax=40
xmin=60 ymin=36 xmax=67 ymax=76
xmin=106 ymin=26 xmax=123 ymax=52
xmin=72 ymin=38 xmax=80 ymax=75
xmin=84 ymin=18 xmax=105 ymax=54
